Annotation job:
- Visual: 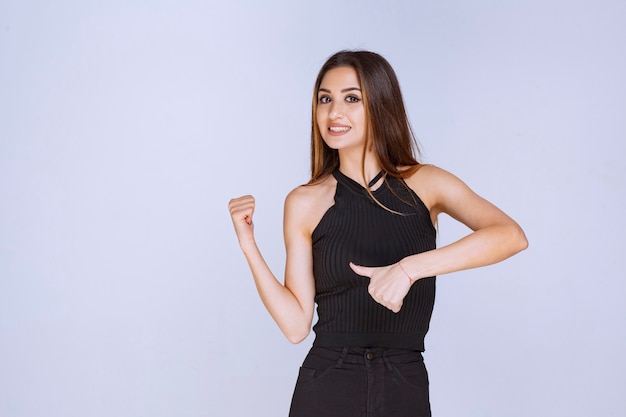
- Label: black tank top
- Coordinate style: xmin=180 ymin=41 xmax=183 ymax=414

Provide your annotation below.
xmin=311 ymin=169 xmax=437 ymax=350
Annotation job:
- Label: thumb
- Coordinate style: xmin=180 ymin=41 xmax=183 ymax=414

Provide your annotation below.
xmin=349 ymin=262 xmax=373 ymax=278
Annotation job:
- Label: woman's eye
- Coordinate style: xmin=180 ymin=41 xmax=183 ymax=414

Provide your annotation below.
xmin=346 ymin=95 xmax=362 ymax=103
xmin=319 ymin=96 xmax=331 ymax=104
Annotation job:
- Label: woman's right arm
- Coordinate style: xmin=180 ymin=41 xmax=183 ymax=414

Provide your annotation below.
xmin=228 ymin=190 xmax=316 ymax=344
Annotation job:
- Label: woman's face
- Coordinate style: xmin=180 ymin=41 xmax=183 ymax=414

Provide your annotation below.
xmin=316 ymin=66 xmax=366 ymax=152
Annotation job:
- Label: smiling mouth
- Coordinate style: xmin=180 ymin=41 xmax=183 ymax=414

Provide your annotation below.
xmin=329 ymin=126 xmax=351 ymax=132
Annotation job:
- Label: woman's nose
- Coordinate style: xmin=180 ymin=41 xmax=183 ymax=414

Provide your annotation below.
xmin=329 ymin=103 xmax=344 ymax=119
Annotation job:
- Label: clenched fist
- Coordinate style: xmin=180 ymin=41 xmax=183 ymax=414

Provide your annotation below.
xmin=228 ymin=195 xmax=256 ymax=247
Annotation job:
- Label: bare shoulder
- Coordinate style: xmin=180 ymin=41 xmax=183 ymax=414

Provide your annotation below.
xmin=403 ymin=164 xmax=466 ymax=211
xmin=284 ymin=175 xmax=337 ymax=236
xmin=404 ymin=163 xmax=458 ymax=184
xmin=405 ymin=164 xmax=522 ymax=232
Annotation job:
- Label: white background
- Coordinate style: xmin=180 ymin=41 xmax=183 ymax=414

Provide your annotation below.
xmin=1 ymin=0 xmax=625 ymax=416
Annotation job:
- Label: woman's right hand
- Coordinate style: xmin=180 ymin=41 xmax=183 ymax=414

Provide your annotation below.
xmin=228 ymin=195 xmax=256 ymax=247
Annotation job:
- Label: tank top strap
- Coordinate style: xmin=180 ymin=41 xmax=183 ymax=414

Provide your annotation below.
xmin=368 ymin=171 xmax=384 ymax=187
xmin=332 ymin=169 xmax=384 ymax=193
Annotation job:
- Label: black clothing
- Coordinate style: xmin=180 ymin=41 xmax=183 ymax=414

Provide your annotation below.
xmin=311 ymin=169 xmax=437 ymax=351
xmin=289 ymin=346 xmax=431 ymax=417
xmin=290 ymin=169 xmax=437 ymax=416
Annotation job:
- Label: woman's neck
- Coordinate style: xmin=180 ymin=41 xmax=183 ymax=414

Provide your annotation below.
xmin=337 ymin=150 xmax=381 ymax=187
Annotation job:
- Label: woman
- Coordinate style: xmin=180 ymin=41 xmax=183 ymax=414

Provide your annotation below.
xmin=228 ymin=50 xmax=528 ymax=417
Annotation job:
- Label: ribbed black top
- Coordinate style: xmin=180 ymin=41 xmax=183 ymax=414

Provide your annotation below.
xmin=311 ymin=169 xmax=437 ymax=351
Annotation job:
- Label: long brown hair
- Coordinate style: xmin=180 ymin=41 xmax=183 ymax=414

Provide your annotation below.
xmin=309 ymin=50 xmax=422 ymax=185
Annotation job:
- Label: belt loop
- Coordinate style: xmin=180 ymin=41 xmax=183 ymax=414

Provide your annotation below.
xmin=335 ymin=347 xmax=349 ymax=368
xmin=382 ymin=351 xmax=393 ymax=371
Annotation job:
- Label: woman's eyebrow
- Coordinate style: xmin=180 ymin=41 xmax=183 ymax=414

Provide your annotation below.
xmin=318 ymin=87 xmax=362 ymax=93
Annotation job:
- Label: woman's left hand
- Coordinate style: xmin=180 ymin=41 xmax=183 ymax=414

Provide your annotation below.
xmin=349 ymin=262 xmax=413 ymax=313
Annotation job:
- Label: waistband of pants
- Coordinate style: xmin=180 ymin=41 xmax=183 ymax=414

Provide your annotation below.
xmin=308 ymin=346 xmax=423 ymax=367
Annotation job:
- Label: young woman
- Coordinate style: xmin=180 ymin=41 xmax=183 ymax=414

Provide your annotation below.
xmin=228 ymin=50 xmax=528 ymax=417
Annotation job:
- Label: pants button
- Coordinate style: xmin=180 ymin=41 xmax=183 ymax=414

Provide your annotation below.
xmin=366 ymin=352 xmax=374 ymax=360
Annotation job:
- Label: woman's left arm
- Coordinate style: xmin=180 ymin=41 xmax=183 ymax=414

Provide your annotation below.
xmin=350 ymin=165 xmax=528 ymax=312
xmin=404 ymin=165 xmax=528 ymax=277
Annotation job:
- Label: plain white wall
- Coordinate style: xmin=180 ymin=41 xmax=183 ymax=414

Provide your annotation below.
xmin=1 ymin=0 xmax=625 ymax=416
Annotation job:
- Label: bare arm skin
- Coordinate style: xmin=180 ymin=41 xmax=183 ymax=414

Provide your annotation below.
xmin=350 ymin=165 xmax=528 ymax=312
xmin=228 ymin=179 xmax=334 ymax=343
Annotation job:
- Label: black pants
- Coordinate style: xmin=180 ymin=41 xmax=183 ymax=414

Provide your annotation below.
xmin=289 ymin=346 xmax=431 ymax=417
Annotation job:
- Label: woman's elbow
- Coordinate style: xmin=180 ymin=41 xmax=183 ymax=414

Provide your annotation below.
xmin=510 ymin=223 xmax=529 ymax=254
xmin=285 ymin=327 xmax=310 ymax=344
xmin=280 ymin=307 xmax=313 ymax=344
